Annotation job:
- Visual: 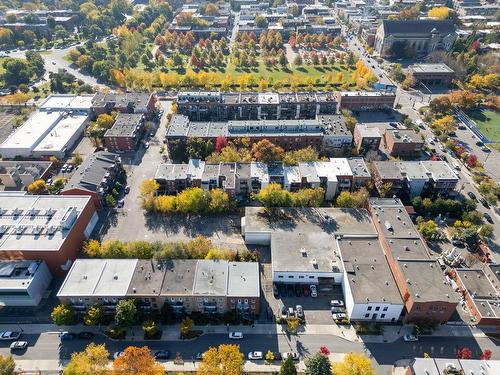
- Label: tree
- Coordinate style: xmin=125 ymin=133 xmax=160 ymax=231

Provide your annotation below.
xmin=252 ymin=139 xmax=284 ymax=163
xmin=305 ymin=352 xmax=332 ymax=375
xmin=480 ymin=349 xmax=492 ymax=360
xmin=96 ymin=113 xmax=115 ymax=129
xmin=460 ymin=226 xmax=480 ymax=247
xmin=187 ymin=138 xmax=215 ymax=160
xmin=28 ymin=179 xmax=47 ymax=194
xmin=448 ymin=90 xmax=482 ymax=110
xmin=176 ymin=187 xmax=211 ymax=214
xmin=428 ymin=7 xmax=451 ymax=20
xmin=429 ymin=96 xmax=452 ymax=114
xmin=418 ymin=220 xmax=440 ymax=240
xmin=106 ymin=195 xmax=117 ymax=208
xmin=140 ymin=179 xmax=159 ymax=198
xmin=3 ymin=92 xmax=30 ymax=105
xmin=84 ymin=305 xmax=105 ymax=326
xmin=378 ymin=182 xmax=393 ymax=198
xmin=73 ymin=152 xmax=84 ymax=166
xmin=209 ymin=189 xmax=231 ymax=213
xmin=143 ymin=320 xmax=159 ymax=338
xmin=51 ymin=304 xmax=77 ymax=325
xmin=332 ymin=352 xmax=375 ymax=375
xmin=287 ymin=317 xmax=300 ymax=334
xmin=283 ymin=147 xmax=319 ymax=166
xmin=432 ymin=115 xmax=456 ymax=134
xmin=114 ymin=299 xmax=138 ymax=327
xmin=197 ymin=344 xmax=244 ymax=375
xmin=255 ymin=15 xmax=268 ymax=28
xmin=336 ymin=188 xmax=369 ymax=208
xmin=457 ymin=347 xmax=472 ymax=359
xmin=180 ymin=317 xmax=194 ymax=338
xmin=64 ymin=343 xmax=109 ymax=375
xmin=341 ymin=110 xmax=357 ymax=133
xmin=0 ymin=28 xmax=14 ymax=47
xmin=0 ymin=355 xmax=15 ymax=375
xmin=113 ymin=346 xmax=163 ymax=375
xmin=319 ymin=346 xmax=330 ymax=356
xmin=254 ymin=183 xmax=292 ymax=208
xmin=265 ymin=350 xmax=275 ymax=364
xmin=293 ymin=54 xmax=303 ymax=66
xmin=279 ymin=356 xmax=297 ymax=375
xmin=215 ymin=136 xmax=228 ymax=152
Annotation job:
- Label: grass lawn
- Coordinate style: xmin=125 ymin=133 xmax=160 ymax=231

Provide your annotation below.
xmin=467 ymin=109 xmax=500 ymax=142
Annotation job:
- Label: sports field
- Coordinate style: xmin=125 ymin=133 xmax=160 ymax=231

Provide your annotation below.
xmin=467 ymin=109 xmax=500 ymax=142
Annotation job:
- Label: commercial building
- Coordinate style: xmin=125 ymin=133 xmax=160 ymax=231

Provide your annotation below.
xmin=406 ymin=357 xmax=500 ymax=375
xmin=384 ymin=129 xmax=424 ymax=156
xmin=62 ymin=152 xmax=122 ymax=209
xmin=353 ymin=125 xmax=382 ymax=153
xmin=39 ymin=94 xmax=94 ymax=115
xmin=176 ymin=91 xmax=338 ymax=121
xmin=0 ymin=193 xmax=98 ymax=276
xmin=57 ymin=259 xmax=260 ymax=317
xmin=369 ymin=198 xmax=459 ymax=323
xmin=0 ymin=260 xmax=52 ymax=306
xmin=154 ymin=158 xmax=371 ymax=200
xmin=165 ymin=114 xmax=352 ymax=152
xmin=371 ymin=161 xmax=459 ymax=198
xmin=455 ymin=264 xmax=500 ymax=326
xmin=0 ymin=161 xmax=52 ymax=191
xmin=104 ymin=113 xmax=145 ymax=152
xmin=336 ymin=91 xmax=396 ymax=111
xmin=374 ymin=20 xmax=457 ymax=58
xmin=92 ymin=92 xmax=156 ymax=120
xmin=408 ymin=64 xmax=455 ymax=86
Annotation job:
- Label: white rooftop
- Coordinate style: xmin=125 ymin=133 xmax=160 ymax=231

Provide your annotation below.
xmin=32 ymin=114 xmax=88 ymax=155
xmin=329 ymin=158 xmax=353 ymax=176
xmin=314 ymin=161 xmax=339 ymax=181
xmin=227 ymin=262 xmax=260 ymax=297
xmin=284 ymin=166 xmax=301 ymax=185
xmin=251 ymin=162 xmax=269 ymax=183
xmin=39 ymin=94 xmax=94 ymax=112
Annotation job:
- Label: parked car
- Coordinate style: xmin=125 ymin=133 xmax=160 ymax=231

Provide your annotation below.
xmin=117 ymin=199 xmax=125 ymax=208
xmin=330 ymin=300 xmax=344 ymax=308
xmin=302 ymin=285 xmax=309 ymax=297
xmin=330 ymin=307 xmax=344 ymax=313
xmin=154 ymin=351 xmax=170 ymax=360
xmin=195 ymin=352 xmax=204 ymax=360
xmin=280 ymin=306 xmax=288 ymax=319
xmin=310 ymin=284 xmax=317 ymax=298
xmin=482 ymin=146 xmax=491 ymax=153
xmin=403 ymin=334 xmax=418 ymax=342
xmin=282 ymin=352 xmax=299 ymax=361
xmin=0 ymin=332 xmax=21 ymax=340
xmin=273 ymin=284 xmax=279 ymax=298
xmin=145 ymin=141 xmax=150 ymax=149
xmin=451 ymin=239 xmax=465 ymax=247
xmin=476 ymin=141 xmax=484 ymax=146
xmin=332 ymin=313 xmax=347 ymax=321
xmin=113 ymin=351 xmax=124 ymax=359
xmin=78 ymin=331 xmax=94 ymax=339
xmin=59 ymin=332 xmax=75 ymax=341
xmin=479 ymin=197 xmax=490 ymax=208
xmin=66 ymin=164 xmax=74 ymax=173
xmin=248 ymin=351 xmax=263 ymax=360
xmin=124 ymin=185 xmax=130 ymax=194
xmin=457 ymin=124 xmax=466 ymax=130
xmin=453 ymin=163 xmax=461 ymax=170
xmin=273 ymin=352 xmax=283 ymax=361
xmin=483 ymin=212 xmax=493 ymax=224
xmin=229 ymin=332 xmax=243 ymax=339
xmin=61 ymin=164 xmax=68 ymax=173
xmin=10 ymin=341 xmax=28 ymax=351
xmin=287 ymin=307 xmax=295 ymax=318
xmin=295 ymin=305 xmax=304 ymax=319
xmin=467 ymin=191 xmax=477 ymax=201
xmin=427 ymin=138 xmax=435 ymax=145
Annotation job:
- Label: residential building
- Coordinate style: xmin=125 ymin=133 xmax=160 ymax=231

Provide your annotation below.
xmin=371 ymin=161 xmax=459 ymax=198
xmin=348 ymin=157 xmax=371 ymax=190
xmin=0 ymin=260 xmax=52 ymax=306
xmin=453 ymin=0 xmax=500 ymax=20
xmin=455 ymin=264 xmax=500 ymax=326
xmin=354 ymin=125 xmax=382 ymax=153
xmin=338 ymin=237 xmax=404 ymax=322
xmin=57 ymin=259 xmax=260 ymax=317
xmin=374 ymin=20 xmax=457 ymax=58
xmin=165 ymin=114 xmax=352 ymax=152
xmin=0 ymin=193 xmax=98 ymax=276
xmin=408 ymin=63 xmax=455 ymax=86
xmin=62 ymin=152 xmax=122 ymax=209
xmin=176 ymin=91 xmax=338 ymax=121
xmin=406 ymin=357 xmax=500 ymax=375
xmin=104 ymin=113 xmax=145 ymax=152
xmin=369 ymin=198 xmax=459 ymax=323
xmin=92 ymin=92 xmax=156 ymax=120
xmin=336 ymin=91 xmax=396 ymax=111
xmin=384 ymin=129 xmax=424 ymax=156
xmin=0 ymin=161 xmax=52 ymax=191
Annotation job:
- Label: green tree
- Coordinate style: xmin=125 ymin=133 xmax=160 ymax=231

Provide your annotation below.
xmin=51 ymin=304 xmax=77 ymax=325
xmin=114 ymin=299 xmax=138 ymax=327
xmin=105 ymin=194 xmax=117 ymax=208
xmin=255 ymin=15 xmax=268 ymax=28
xmin=209 ymin=189 xmax=231 ymax=213
xmin=187 ymin=138 xmax=215 ymax=160
xmin=479 ymin=224 xmax=494 ymax=240
xmin=283 ymin=147 xmax=319 ymax=165
xmin=336 ymin=188 xmax=368 ymax=208
xmin=279 ymin=356 xmax=298 ymax=375
xmin=418 ymin=220 xmax=440 ymax=240
xmin=0 ymin=355 xmax=15 ymax=375
xmin=84 ymin=305 xmax=105 ymax=326
xmin=143 ymin=320 xmax=159 ymax=338
xmin=1 ymin=58 xmax=32 ymax=85
xmin=292 ymin=188 xmax=324 ymax=207
xmin=305 ymin=352 xmax=332 ymax=375
xmin=341 ymin=109 xmax=357 ymax=133
xmin=460 ymin=226 xmax=480 ymax=247
xmin=378 ymin=182 xmax=393 ymax=198
xmin=176 ymin=187 xmax=211 ymax=214
xmin=180 ymin=317 xmax=194 ymax=338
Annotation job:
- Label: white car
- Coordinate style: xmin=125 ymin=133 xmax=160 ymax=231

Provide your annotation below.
xmin=0 ymin=331 xmax=21 ymax=340
xmin=427 ymin=138 xmax=435 ymax=145
xmin=310 ymin=285 xmax=317 ymax=298
xmin=248 ymin=351 xmax=263 ymax=360
xmin=113 ymin=351 xmax=124 ymax=359
xmin=403 ymin=334 xmax=418 ymax=342
xmin=332 ymin=313 xmax=347 ymax=321
xmin=330 ymin=300 xmax=344 ymax=308
xmin=10 ymin=341 xmax=28 ymax=350
xmin=229 ymin=332 xmax=243 ymax=339
xmin=282 ymin=352 xmax=299 ymax=361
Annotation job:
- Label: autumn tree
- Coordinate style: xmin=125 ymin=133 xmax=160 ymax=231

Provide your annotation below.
xmin=51 ymin=304 xmax=77 ymax=325
xmin=28 ymin=179 xmax=47 ymax=194
xmin=378 ymin=182 xmax=393 ymax=198
xmin=197 ymin=345 xmax=244 ymax=375
xmin=140 ymin=179 xmax=159 ymax=210
xmin=114 ymin=299 xmax=138 ymax=327
xmin=252 ymin=139 xmax=284 ymax=163
xmin=332 ymin=352 xmax=375 ymax=375
xmin=180 ymin=317 xmax=194 ymax=338
xmin=2 ymin=92 xmax=30 ymax=105
xmin=305 ymin=352 xmax=332 ymax=375
xmin=279 ymin=356 xmax=297 ymax=375
xmin=428 ymin=7 xmax=451 ymax=20
xmin=448 ymin=90 xmax=482 ymax=109
xmin=457 ymin=347 xmax=472 ymax=359
xmin=84 ymin=304 xmax=105 ymax=326
xmin=341 ymin=110 xmax=357 ymax=133
xmin=480 ymin=349 xmax=492 ymax=360
xmin=253 ymin=183 xmax=292 ymax=208
xmin=431 ymin=115 xmax=456 ymax=135
xmin=0 ymin=355 xmax=15 ymax=375
xmin=283 ymin=147 xmax=319 ymax=165
xmin=64 ymin=343 xmax=109 ymax=375
xmin=112 ymin=346 xmax=163 ymax=375
xmin=286 ymin=317 xmax=300 ymax=334
xmin=336 ymin=188 xmax=369 ymax=208
xmin=265 ymin=350 xmax=275 ymax=364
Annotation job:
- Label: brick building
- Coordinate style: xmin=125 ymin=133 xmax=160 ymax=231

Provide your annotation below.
xmin=104 ymin=113 xmax=145 ymax=152
xmin=353 ymin=125 xmax=382 ymax=153
xmin=92 ymin=92 xmax=156 ymax=120
xmin=384 ymin=129 xmax=424 ymax=156
xmin=409 ymin=63 xmax=455 ymax=86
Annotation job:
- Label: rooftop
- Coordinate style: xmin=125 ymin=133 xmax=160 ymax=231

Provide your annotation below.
xmin=355 ymin=125 xmax=382 ymax=138
xmin=338 ymin=238 xmax=402 ymax=304
xmin=39 ymin=94 xmax=94 ymax=113
xmin=104 ymin=113 xmax=144 ymax=138
xmin=32 ymin=114 xmax=88 ymax=155
xmin=410 ymin=63 xmax=455 ymax=74
xmin=227 ymin=262 xmax=260 ymax=297
xmin=0 ymin=193 xmax=92 ymax=252
xmin=0 ymin=161 xmax=52 ymax=189
xmin=128 ymin=260 xmax=166 ymax=297
xmin=385 ymin=129 xmax=422 ymax=144
xmin=92 ymin=92 xmax=152 ymax=111
xmin=0 ymin=260 xmax=48 ymax=290
xmin=193 ymin=260 xmax=228 ymax=296
xmin=160 ymin=260 xmax=197 ymax=296
xmin=421 ymin=161 xmax=459 ymax=181
xmin=386 ymin=238 xmax=431 ymax=260
xmin=347 ymin=158 xmax=371 ymax=178
xmin=382 ymin=19 xmax=456 ymax=35
xmin=369 ymin=198 xmax=420 ymax=239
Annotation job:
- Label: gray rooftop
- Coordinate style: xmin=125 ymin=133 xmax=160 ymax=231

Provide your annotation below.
xmin=372 ymin=161 xmax=403 ymax=180
xmin=385 ymin=129 xmax=422 ymax=144
xmin=370 ymin=198 xmax=420 ymax=239
xmin=127 ymin=260 xmax=166 ymax=297
xmin=410 ymin=63 xmax=455 ymax=74
xmin=160 ymin=260 xmax=197 ymax=296
xmin=227 ymin=262 xmax=260 ymax=297
xmin=154 ymin=164 xmax=188 ymax=181
xmin=104 ymin=113 xmax=144 ymax=138
xmin=63 ymin=151 xmax=119 ymax=193
xmin=0 ymin=260 xmax=48 ymax=290
xmin=421 ymin=161 xmax=458 ymax=181
xmin=338 ymin=238 xmax=402 ymax=305
xmin=382 ymin=19 xmax=456 ymax=35
xmin=386 ymin=238 xmax=431 ymax=260
xmin=92 ymin=92 xmax=152 ymax=112
xmin=193 ymin=260 xmax=228 ymax=296
xmin=347 ymin=157 xmax=370 ymax=178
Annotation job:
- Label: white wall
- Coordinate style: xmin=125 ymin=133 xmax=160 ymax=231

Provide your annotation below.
xmin=273 ymin=270 xmax=343 ymax=284
xmin=349 ymin=302 xmax=403 ymax=322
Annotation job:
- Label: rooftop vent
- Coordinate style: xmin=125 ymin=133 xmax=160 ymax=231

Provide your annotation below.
xmin=113 ymin=274 xmax=118 ymax=280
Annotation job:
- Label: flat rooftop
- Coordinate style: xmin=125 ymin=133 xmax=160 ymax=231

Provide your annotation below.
xmin=227 ymin=262 xmax=260 ymax=297
xmin=421 ymin=161 xmax=458 ymax=181
xmin=32 ymin=114 xmax=88 ymax=155
xmin=39 ymin=94 xmax=94 ymax=112
xmin=0 ymin=260 xmax=47 ymax=290
xmin=386 ymin=238 xmax=431 ymax=260
xmin=410 ymin=63 xmax=455 ymax=74
xmin=128 ymin=260 xmax=166 ymax=297
xmin=370 ymin=198 xmax=420 ymax=240
xmin=0 ymin=194 xmax=92 ymax=252
xmin=105 ymin=113 xmax=143 ymax=138
xmin=348 ymin=158 xmax=371 ymax=178
xmin=160 ymin=260 xmax=197 ymax=296
xmin=372 ymin=161 xmax=403 ymax=180
xmin=338 ymin=238 xmax=402 ymax=304
xmin=193 ymin=260 xmax=228 ymax=296
xmin=340 ymin=91 xmax=396 ymax=97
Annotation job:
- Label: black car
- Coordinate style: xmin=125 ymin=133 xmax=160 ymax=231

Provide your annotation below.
xmin=467 ymin=191 xmax=477 ymax=201
xmin=476 ymin=141 xmax=484 ymax=146
xmin=78 ymin=332 xmax=94 ymax=339
xmin=273 ymin=352 xmax=283 ymax=361
xmin=154 ymin=351 xmax=170 ymax=360
xmin=273 ymin=284 xmax=279 ymax=298
xmin=483 ymin=212 xmax=493 ymax=224
xmin=479 ymin=197 xmax=490 ymax=208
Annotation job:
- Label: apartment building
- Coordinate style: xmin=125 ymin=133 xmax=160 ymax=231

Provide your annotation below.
xmin=92 ymin=92 xmax=156 ymax=120
xmin=104 ymin=113 xmax=145 ymax=152
xmin=369 ymin=198 xmax=459 ymax=323
xmin=354 ymin=125 xmax=382 ymax=154
xmin=57 ymin=259 xmax=260 ymax=318
xmin=62 ymin=152 xmax=123 ymax=209
xmin=0 ymin=193 xmax=98 ymax=276
xmin=154 ymin=158 xmax=371 ymax=200
xmin=407 ymin=357 xmax=500 ymax=375
xmin=176 ymin=91 xmax=338 ymax=121
xmin=384 ymin=129 xmax=424 ymax=156
xmin=336 ymin=91 xmax=396 ymax=111
xmin=0 ymin=161 xmax=52 ymax=191
xmin=371 ymin=161 xmax=459 ymax=198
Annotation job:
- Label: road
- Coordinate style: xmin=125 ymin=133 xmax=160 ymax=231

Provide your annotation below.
xmin=1 ymin=332 xmax=498 ymax=374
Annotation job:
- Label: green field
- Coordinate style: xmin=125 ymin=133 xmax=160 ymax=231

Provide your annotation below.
xmin=467 ymin=109 xmax=500 ymax=142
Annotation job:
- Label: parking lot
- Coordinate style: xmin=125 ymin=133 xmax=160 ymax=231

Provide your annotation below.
xmin=0 ymin=109 xmax=18 ymax=144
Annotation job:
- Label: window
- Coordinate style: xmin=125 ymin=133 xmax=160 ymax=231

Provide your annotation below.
xmin=244 ymin=299 xmax=248 ymax=303
xmin=367 ymin=306 xmax=372 ymax=311
xmin=383 ymin=307 xmax=388 ymax=311
xmin=375 ymin=306 xmax=380 ymax=311
xmin=365 ymin=313 xmax=369 ymax=318
xmin=299 ymin=276 xmax=304 ymax=279
xmin=381 ymin=314 xmax=385 ymax=318
xmin=288 ymin=275 xmax=294 ymax=278
xmin=309 ymin=276 xmax=314 ymax=279
xmin=238 ymin=299 xmax=241 ymax=303
xmin=278 ymin=275 xmax=284 ymax=279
